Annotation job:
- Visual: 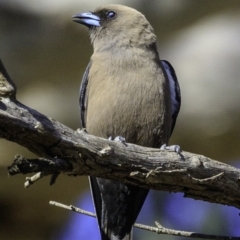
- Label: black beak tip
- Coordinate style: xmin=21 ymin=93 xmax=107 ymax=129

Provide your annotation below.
xmin=72 ymin=14 xmax=80 ymax=23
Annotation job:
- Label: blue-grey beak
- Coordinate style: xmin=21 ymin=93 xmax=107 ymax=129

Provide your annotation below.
xmin=72 ymin=12 xmax=100 ymax=27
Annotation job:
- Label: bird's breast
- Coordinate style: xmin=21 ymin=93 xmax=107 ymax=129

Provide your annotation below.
xmin=86 ymin=52 xmax=172 ymax=147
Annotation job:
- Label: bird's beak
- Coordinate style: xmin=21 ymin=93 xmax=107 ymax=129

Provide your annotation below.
xmin=72 ymin=12 xmax=100 ymax=27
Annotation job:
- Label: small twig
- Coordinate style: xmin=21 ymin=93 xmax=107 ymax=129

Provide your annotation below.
xmin=50 ymin=172 xmax=60 ymax=185
xmin=153 ymin=221 xmax=240 ymax=239
xmin=24 ymin=172 xmax=50 ymax=188
xmin=8 ymin=155 xmax=72 ymax=176
xmin=8 ymin=155 xmax=72 ymax=187
xmin=49 ymin=201 xmax=95 ymax=217
xmin=49 ymin=201 xmax=240 ymax=240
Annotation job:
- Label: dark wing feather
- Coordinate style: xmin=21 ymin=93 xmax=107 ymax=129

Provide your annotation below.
xmin=79 ymin=62 xmax=91 ymax=128
xmin=161 ymin=60 xmax=181 ymax=136
xmin=79 ymin=62 xmax=104 ymax=231
xmin=89 ymin=177 xmax=105 ymax=236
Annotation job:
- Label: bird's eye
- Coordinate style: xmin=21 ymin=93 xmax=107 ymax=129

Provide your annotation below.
xmin=106 ymin=11 xmax=116 ymax=19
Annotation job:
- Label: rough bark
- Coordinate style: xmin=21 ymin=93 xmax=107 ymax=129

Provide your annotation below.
xmin=1 ymin=58 xmax=240 ymax=210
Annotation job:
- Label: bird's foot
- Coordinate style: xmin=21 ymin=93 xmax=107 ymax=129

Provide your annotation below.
xmin=108 ymin=136 xmax=127 ymax=146
xmin=160 ymin=143 xmax=181 ymax=154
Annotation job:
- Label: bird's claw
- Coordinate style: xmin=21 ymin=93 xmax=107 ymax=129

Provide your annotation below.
xmin=160 ymin=144 xmax=181 ymax=154
xmin=108 ymin=136 xmax=113 ymax=141
xmin=108 ymin=136 xmax=127 ymax=146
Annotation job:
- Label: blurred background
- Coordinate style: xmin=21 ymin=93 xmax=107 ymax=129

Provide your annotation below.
xmin=0 ymin=0 xmax=240 ymax=239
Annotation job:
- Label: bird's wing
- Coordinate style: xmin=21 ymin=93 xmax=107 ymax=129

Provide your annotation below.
xmin=79 ymin=62 xmax=104 ymax=228
xmin=79 ymin=62 xmax=91 ymax=128
xmin=89 ymin=176 xmax=104 ymax=231
xmin=161 ymin=60 xmax=181 ymax=136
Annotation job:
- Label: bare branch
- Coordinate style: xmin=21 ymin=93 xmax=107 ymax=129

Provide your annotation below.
xmin=49 ymin=201 xmax=240 ymax=240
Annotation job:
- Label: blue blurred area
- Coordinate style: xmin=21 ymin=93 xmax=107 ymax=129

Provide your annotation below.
xmin=54 ymin=191 xmax=100 ymax=240
xmin=54 ymin=161 xmax=240 ymax=240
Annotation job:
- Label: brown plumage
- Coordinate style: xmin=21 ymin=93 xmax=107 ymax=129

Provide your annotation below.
xmin=73 ymin=4 xmax=180 ymax=240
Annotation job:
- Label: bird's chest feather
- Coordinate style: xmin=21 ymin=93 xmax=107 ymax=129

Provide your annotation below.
xmin=86 ymin=52 xmax=172 ymax=147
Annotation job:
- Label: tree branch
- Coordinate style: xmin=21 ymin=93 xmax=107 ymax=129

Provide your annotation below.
xmin=1 ymin=58 xmax=240 ymax=210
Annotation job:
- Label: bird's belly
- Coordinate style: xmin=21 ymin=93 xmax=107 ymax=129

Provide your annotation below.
xmin=86 ymin=78 xmax=170 ymax=148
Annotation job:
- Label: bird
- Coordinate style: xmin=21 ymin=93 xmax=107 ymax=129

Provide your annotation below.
xmin=73 ymin=4 xmax=181 ymax=240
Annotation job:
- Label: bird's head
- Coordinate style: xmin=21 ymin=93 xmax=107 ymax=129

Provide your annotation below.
xmin=73 ymin=4 xmax=157 ymax=52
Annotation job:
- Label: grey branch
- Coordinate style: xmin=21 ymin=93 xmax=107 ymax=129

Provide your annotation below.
xmin=1 ymin=58 xmax=240 ymax=210
xmin=49 ymin=201 xmax=240 ymax=240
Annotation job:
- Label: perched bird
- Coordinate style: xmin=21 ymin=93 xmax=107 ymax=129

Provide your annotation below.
xmin=73 ymin=4 xmax=181 ymax=240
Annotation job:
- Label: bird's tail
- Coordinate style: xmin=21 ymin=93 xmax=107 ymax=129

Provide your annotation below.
xmin=99 ymin=209 xmax=133 ymax=240
xmin=100 ymin=228 xmax=132 ymax=240
xmin=90 ymin=177 xmax=149 ymax=240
